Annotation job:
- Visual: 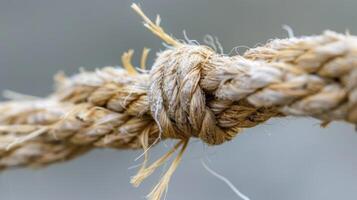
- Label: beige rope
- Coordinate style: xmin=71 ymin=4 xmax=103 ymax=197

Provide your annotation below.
xmin=0 ymin=3 xmax=356 ymax=200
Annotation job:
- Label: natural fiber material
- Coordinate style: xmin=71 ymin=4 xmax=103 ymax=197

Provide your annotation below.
xmin=0 ymin=4 xmax=356 ymax=199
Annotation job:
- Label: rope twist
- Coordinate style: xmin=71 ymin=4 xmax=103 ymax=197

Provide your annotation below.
xmin=0 ymin=4 xmax=356 ymax=200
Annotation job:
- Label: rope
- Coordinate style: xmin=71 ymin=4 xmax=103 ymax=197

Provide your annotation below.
xmin=0 ymin=3 xmax=356 ymax=199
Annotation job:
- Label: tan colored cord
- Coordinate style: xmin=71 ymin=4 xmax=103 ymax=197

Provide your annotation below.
xmin=0 ymin=3 xmax=356 ymax=200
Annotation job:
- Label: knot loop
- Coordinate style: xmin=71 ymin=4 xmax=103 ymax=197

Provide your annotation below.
xmin=148 ymin=45 xmax=234 ymax=145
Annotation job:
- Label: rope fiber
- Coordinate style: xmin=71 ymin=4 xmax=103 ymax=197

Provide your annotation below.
xmin=0 ymin=4 xmax=356 ymax=200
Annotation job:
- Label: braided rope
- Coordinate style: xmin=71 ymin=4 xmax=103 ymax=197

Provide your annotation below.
xmin=0 ymin=4 xmax=356 ymax=200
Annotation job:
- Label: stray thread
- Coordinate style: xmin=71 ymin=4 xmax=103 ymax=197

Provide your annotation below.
xmin=201 ymin=160 xmax=251 ymax=200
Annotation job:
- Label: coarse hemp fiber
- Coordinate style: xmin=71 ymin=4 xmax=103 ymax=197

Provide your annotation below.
xmin=1 ymin=3 xmax=357 ymax=200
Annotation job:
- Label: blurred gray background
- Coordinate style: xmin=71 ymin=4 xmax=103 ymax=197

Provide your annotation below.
xmin=1 ymin=0 xmax=357 ymax=199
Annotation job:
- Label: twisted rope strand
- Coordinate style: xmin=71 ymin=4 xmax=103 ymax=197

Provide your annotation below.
xmin=0 ymin=4 xmax=356 ymax=200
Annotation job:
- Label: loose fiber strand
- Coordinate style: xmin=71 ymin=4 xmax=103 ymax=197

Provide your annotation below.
xmin=146 ymin=139 xmax=189 ymax=200
xmin=201 ymin=160 xmax=250 ymax=200
xmin=131 ymin=140 xmax=185 ymax=187
xmin=6 ymin=127 xmax=48 ymax=150
xmin=131 ymin=3 xmax=180 ymax=47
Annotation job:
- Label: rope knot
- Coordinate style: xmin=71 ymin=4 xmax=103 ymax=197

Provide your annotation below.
xmin=148 ymin=45 xmax=234 ymax=145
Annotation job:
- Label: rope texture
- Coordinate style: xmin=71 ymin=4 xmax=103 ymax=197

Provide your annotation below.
xmin=0 ymin=30 xmax=356 ymax=169
xmin=0 ymin=4 xmax=356 ymax=199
